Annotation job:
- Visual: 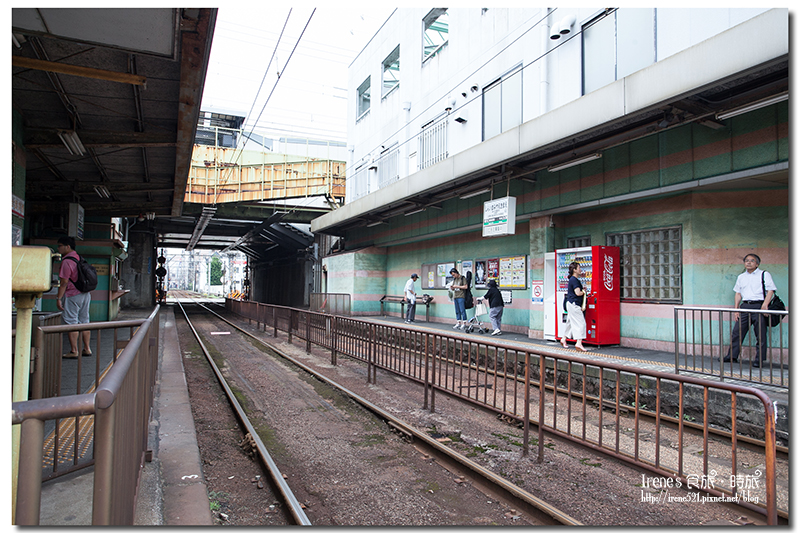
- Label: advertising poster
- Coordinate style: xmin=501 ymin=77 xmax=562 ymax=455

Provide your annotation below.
xmin=474 ymin=260 xmax=487 ymax=288
xmin=487 ymin=258 xmax=499 ymax=281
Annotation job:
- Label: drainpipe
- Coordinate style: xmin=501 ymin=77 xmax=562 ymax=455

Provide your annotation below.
xmin=402 ymin=101 xmax=412 ymax=178
xmin=540 ymin=8 xmax=553 ymax=116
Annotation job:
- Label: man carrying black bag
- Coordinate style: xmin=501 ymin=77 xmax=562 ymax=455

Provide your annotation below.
xmin=724 ymin=254 xmax=777 ymax=367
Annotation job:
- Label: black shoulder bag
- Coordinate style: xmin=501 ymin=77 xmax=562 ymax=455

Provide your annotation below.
xmin=762 ymin=271 xmax=785 ymax=327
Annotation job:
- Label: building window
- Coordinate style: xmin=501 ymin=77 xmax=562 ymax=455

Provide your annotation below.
xmin=423 ymin=8 xmax=449 ymax=63
xmin=482 ymin=65 xmax=522 ymax=140
xmin=607 ymin=226 xmax=682 ymax=303
xmin=582 ymin=8 xmax=655 ymax=95
xmin=567 ymin=236 xmax=591 ymax=248
xmin=419 ymin=115 xmax=448 ymax=170
xmin=382 ymin=46 xmax=400 ymax=98
xmin=357 ymin=77 xmax=371 ymax=119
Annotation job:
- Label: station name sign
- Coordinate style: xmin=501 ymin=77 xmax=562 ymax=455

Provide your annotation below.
xmin=482 ymin=196 xmax=516 ymax=237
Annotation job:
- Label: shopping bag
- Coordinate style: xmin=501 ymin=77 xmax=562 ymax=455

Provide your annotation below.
xmin=475 ymin=301 xmax=488 ymax=316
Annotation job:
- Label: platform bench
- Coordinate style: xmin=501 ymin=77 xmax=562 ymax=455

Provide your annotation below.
xmin=380 ymin=294 xmax=434 ymax=322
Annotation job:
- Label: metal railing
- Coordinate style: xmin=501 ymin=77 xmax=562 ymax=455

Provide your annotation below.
xmin=310 ymin=293 xmax=351 ymax=316
xmin=12 ymin=312 xmax=63 ymax=400
xmin=674 ymin=306 xmax=789 ymax=388
xmin=227 ymin=299 xmax=781 ymax=523
xmin=12 ymin=306 xmax=160 ymax=525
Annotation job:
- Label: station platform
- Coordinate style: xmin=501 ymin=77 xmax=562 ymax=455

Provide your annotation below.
xmin=366 ymin=314 xmax=789 ymax=408
xmin=34 ymin=304 xmax=788 ymax=525
xmin=38 ymin=306 xmax=212 ymax=526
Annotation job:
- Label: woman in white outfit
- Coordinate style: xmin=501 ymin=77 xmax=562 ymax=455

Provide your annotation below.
xmin=560 ymin=262 xmax=588 ymax=352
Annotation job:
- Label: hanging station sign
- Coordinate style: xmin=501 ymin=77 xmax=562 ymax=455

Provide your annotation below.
xmin=482 ymin=196 xmax=516 ymax=237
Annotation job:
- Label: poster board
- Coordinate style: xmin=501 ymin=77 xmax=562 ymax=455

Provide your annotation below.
xmin=421 ymin=256 xmax=526 ymax=290
xmin=474 ymin=255 xmax=527 ymax=289
xmin=421 ymin=262 xmax=456 ymax=290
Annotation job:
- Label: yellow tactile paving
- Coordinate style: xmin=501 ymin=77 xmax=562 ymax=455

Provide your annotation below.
xmin=42 ymin=357 xmax=116 ymax=469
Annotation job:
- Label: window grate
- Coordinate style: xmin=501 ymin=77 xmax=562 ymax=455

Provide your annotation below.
xmin=418 ymin=116 xmax=448 ymax=170
xmin=377 ymin=146 xmax=400 ymax=189
xmin=568 ymin=236 xmax=591 ymax=248
xmin=349 ymin=165 xmax=371 ymax=201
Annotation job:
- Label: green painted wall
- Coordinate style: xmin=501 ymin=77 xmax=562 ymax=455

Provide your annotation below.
xmin=327 ymin=104 xmax=788 ymax=346
xmin=347 ymin=102 xmax=788 ymax=251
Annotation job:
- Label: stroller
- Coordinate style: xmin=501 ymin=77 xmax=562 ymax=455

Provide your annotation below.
xmin=463 ymin=271 xmax=489 ymax=334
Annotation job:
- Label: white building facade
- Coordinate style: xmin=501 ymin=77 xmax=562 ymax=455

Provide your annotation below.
xmin=344 ymin=7 xmax=775 ymax=202
xmin=313 ymin=8 xmax=788 ymax=351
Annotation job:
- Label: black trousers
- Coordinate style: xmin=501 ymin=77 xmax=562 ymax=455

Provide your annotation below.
xmin=726 ymin=302 xmax=768 ymax=361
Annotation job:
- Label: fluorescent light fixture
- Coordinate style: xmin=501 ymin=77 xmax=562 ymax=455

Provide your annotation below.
xmin=548 ymin=153 xmax=602 ymax=172
xmin=459 ymin=188 xmax=491 ymax=200
xmin=93 ymin=185 xmax=111 ymax=198
xmin=366 ymin=220 xmax=386 ymax=227
xmin=716 ymin=93 xmax=788 ymax=121
xmin=57 ymin=130 xmax=86 ymax=156
xmin=404 ymin=207 xmax=425 ymax=216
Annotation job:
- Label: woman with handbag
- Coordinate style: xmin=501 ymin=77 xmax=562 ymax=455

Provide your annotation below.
xmin=560 ymin=262 xmax=588 ymax=352
xmin=477 ymin=279 xmax=505 ymax=336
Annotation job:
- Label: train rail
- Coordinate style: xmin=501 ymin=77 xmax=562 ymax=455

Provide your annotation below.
xmin=173 ymin=293 xmax=578 ymax=526
xmin=171 ymin=291 xmax=787 ymax=525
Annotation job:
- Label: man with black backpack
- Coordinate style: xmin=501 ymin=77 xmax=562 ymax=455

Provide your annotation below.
xmin=56 ymin=236 xmax=93 ymax=358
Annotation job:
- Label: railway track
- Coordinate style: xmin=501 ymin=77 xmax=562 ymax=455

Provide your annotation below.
xmin=173 ymin=293 xmax=578 ymax=526
xmin=171 ymin=292 xmax=786 ymax=525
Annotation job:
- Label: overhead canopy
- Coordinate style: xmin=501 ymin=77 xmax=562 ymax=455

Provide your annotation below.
xmin=13 ymin=8 xmax=330 ymax=262
xmin=13 ymin=8 xmax=216 ymax=222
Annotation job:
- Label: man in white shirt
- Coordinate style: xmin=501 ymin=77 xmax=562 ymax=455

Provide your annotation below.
xmin=724 ymin=254 xmax=777 ymax=367
xmin=404 ymin=274 xmax=418 ymax=323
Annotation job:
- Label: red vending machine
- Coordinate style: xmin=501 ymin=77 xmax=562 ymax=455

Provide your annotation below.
xmin=555 ymin=246 xmax=620 ymax=346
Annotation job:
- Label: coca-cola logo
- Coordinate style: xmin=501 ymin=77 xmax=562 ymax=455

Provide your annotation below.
xmin=603 ymin=255 xmax=614 ymax=291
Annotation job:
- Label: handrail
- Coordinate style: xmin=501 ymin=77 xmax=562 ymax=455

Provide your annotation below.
xmin=94 ymin=307 xmax=159 ymax=409
xmin=12 ymin=306 xmax=160 ymax=525
xmin=674 ymin=305 xmax=788 ymax=315
xmin=673 ymin=305 xmax=789 ymax=388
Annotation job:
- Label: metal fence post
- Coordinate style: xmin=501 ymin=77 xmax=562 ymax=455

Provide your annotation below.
xmin=423 ymin=333 xmax=430 ymax=410
xmin=764 ymin=401 xmax=778 ymax=525
xmin=92 ymin=402 xmax=116 ymax=525
xmin=306 ymin=311 xmax=311 ymax=354
xmin=538 ymin=354 xmax=545 ymax=463
xmin=522 ymin=351 xmax=530 ymax=457
xmin=15 ymin=418 xmax=44 ymax=525
xmin=331 ymin=316 xmax=338 ymax=365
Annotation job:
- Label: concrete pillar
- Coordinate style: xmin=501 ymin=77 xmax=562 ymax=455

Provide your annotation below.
xmin=124 ymin=226 xmax=156 ymax=308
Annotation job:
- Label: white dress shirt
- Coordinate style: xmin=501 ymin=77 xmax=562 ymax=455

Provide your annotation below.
xmin=732 ymin=268 xmax=777 ymax=302
xmin=404 ymin=278 xmax=417 ymax=303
